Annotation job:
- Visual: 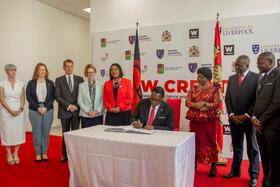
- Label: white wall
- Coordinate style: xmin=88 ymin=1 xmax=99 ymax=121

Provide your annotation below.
xmin=91 ymin=0 xmax=280 ymax=32
xmin=0 ymin=0 xmax=90 ymax=130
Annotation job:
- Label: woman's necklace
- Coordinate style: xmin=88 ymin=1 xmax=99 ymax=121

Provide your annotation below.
xmin=113 ymin=78 xmax=121 ymax=88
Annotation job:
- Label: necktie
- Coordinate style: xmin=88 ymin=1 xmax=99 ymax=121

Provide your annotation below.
xmin=147 ymin=106 xmax=156 ymax=126
xmin=68 ymin=76 xmax=73 ymax=92
xmin=237 ymin=73 xmax=244 ymax=86
xmin=89 ymin=81 xmax=96 ymax=111
xmin=260 ymin=73 xmax=268 ymax=86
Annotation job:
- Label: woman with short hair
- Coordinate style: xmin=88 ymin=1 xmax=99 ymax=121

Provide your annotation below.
xmin=78 ymin=64 xmax=104 ymax=128
xmin=0 ymin=64 xmax=25 ymax=165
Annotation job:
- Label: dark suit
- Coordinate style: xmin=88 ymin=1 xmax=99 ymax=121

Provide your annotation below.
xmin=225 ymin=71 xmax=260 ymax=179
xmin=55 ymin=75 xmax=83 ymax=157
xmin=253 ymin=68 xmax=280 ymax=187
xmin=131 ymin=98 xmax=174 ymax=131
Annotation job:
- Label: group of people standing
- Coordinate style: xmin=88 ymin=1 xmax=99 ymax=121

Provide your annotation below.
xmin=0 ymin=59 xmax=174 ymax=165
xmin=187 ymin=52 xmax=280 ymax=187
xmin=1 ymin=52 xmax=279 ymax=187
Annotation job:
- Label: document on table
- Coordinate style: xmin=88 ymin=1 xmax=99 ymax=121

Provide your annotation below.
xmin=104 ymin=126 xmax=156 ymax=135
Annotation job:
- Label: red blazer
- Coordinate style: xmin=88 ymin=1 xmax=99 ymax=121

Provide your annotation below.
xmin=103 ymin=78 xmax=133 ymax=112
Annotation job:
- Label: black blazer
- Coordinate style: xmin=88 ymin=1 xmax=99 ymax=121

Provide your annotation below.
xmin=131 ymin=98 xmax=174 ymax=131
xmin=55 ymin=75 xmax=84 ymax=119
xmin=253 ymin=68 xmax=280 ymax=131
xmin=26 ymin=79 xmax=55 ymax=111
xmin=225 ymin=71 xmax=259 ymax=117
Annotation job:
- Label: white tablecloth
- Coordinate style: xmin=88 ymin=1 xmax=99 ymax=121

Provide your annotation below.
xmin=64 ymin=125 xmax=195 ymax=187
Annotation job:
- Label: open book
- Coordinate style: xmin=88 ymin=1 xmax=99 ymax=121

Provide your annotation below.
xmin=104 ymin=127 xmax=155 ymax=135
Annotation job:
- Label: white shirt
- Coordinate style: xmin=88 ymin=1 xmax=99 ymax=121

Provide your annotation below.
xmin=65 ymin=74 xmax=74 ymax=89
xmin=36 ymin=80 xmax=47 ymax=102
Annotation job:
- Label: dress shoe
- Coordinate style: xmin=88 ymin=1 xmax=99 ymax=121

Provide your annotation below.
xmin=249 ymin=179 xmax=257 ymax=187
xmin=208 ymin=163 xmax=217 ymax=178
xmin=60 ymin=156 xmax=68 ymax=163
xmin=42 ymin=154 xmax=49 ymax=162
xmin=35 ymin=155 xmax=42 ymax=162
xmin=223 ymin=172 xmax=241 ymax=178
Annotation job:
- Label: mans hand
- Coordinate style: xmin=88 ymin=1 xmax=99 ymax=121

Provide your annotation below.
xmin=69 ymin=105 xmax=78 ymax=112
xmin=252 ymin=117 xmax=262 ymax=134
xmin=133 ymin=121 xmax=142 ymax=129
xmin=144 ymin=125 xmax=154 ymax=130
xmin=237 ymin=114 xmax=248 ymax=122
xmin=230 ymin=115 xmax=242 ymax=124
xmin=88 ymin=111 xmax=96 ymax=117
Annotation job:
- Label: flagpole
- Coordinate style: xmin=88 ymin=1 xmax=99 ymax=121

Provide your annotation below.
xmin=216 ymin=13 xmax=219 ymax=21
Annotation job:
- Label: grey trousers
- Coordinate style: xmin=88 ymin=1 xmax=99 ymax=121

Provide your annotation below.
xmin=29 ymin=109 xmax=53 ymax=155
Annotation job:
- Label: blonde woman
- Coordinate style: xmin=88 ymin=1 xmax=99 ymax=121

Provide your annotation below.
xmin=0 ymin=64 xmax=25 ymax=165
xmin=78 ymin=64 xmax=104 ymax=128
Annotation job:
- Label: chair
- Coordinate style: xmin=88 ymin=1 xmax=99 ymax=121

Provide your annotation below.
xmin=166 ymin=98 xmax=181 ymax=131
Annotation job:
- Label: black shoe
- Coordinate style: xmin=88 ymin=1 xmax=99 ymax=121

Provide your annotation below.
xmin=60 ymin=156 xmax=68 ymax=163
xmin=249 ymin=179 xmax=257 ymax=187
xmin=208 ymin=164 xmax=217 ymax=178
xmin=223 ymin=172 xmax=241 ymax=178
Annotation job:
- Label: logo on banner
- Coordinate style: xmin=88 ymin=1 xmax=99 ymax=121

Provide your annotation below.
xmin=156 ymin=49 xmax=165 ymax=59
xmin=161 ymin=30 xmax=172 ymax=41
xmin=221 ymin=25 xmax=253 ymax=36
xmin=223 ymin=124 xmax=231 ymax=135
xmin=188 ymin=45 xmax=200 ymax=57
xmin=252 ymin=44 xmax=260 ymax=55
xmin=189 ymin=29 xmax=199 ymax=39
xmin=157 ymin=64 xmax=165 ymax=74
xmin=224 ymin=45 xmax=235 ymax=55
xmin=101 ymin=38 xmax=106 ymax=48
xmin=125 ymin=50 xmax=132 ymax=60
xmin=128 ymin=35 xmax=136 ymax=45
xmin=100 ymin=52 xmax=108 ymax=62
xmin=188 ymin=63 xmax=198 ymax=73
xmin=277 ymin=59 xmax=280 ymax=68
xmin=100 ymin=69 xmax=106 ymax=77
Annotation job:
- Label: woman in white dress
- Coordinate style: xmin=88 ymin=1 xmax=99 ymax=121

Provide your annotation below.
xmin=0 ymin=64 xmax=25 ymax=165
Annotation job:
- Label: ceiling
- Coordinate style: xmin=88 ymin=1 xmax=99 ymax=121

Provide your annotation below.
xmin=38 ymin=0 xmax=90 ymax=20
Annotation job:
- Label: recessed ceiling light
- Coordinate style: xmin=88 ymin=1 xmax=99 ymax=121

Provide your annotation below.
xmin=83 ymin=8 xmax=91 ymax=13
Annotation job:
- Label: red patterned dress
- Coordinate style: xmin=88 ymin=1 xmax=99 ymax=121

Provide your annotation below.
xmin=185 ymin=85 xmax=220 ymax=165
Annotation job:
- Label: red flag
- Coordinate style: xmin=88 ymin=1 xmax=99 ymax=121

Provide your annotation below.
xmin=213 ymin=19 xmax=224 ymax=152
xmin=132 ymin=27 xmax=142 ymax=112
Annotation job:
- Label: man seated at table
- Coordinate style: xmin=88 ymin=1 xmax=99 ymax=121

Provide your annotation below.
xmin=131 ymin=86 xmax=174 ymax=130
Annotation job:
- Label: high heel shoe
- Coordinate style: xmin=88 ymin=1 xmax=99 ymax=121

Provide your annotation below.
xmin=7 ymin=155 xmax=15 ymax=165
xmin=208 ymin=163 xmax=217 ymax=178
xmin=13 ymin=155 xmax=20 ymax=165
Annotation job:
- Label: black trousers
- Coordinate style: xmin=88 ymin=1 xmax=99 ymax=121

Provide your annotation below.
xmin=257 ymin=129 xmax=280 ymax=187
xmin=81 ymin=115 xmax=103 ymax=128
xmin=61 ymin=116 xmax=80 ymax=157
xmin=229 ymin=120 xmax=260 ymax=179
xmin=105 ymin=110 xmax=131 ymax=126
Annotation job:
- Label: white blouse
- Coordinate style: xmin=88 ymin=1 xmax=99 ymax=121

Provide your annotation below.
xmin=36 ymin=80 xmax=47 ymax=102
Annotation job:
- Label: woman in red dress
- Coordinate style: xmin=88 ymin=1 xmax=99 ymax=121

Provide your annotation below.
xmin=185 ymin=67 xmax=220 ymax=178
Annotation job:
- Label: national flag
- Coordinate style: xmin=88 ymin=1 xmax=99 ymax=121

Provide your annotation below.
xmin=132 ymin=26 xmax=142 ymax=112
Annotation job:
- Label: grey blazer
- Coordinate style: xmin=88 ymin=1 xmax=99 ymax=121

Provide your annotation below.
xmin=55 ymin=75 xmax=84 ymax=119
xmin=77 ymin=80 xmax=104 ymax=117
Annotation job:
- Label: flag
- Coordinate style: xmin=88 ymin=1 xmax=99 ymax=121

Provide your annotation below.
xmin=213 ymin=18 xmax=224 ymax=154
xmin=132 ymin=26 xmax=142 ymax=112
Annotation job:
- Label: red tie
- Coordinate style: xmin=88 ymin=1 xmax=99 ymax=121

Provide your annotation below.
xmin=147 ymin=106 xmax=156 ymax=126
xmin=238 ymin=74 xmax=244 ymax=86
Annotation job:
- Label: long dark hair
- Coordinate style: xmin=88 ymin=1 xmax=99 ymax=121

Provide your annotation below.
xmin=109 ymin=63 xmax=124 ymax=80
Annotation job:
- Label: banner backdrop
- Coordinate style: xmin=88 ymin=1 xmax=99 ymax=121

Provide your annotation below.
xmin=93 ymin=13 xmax=280 ymax=159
